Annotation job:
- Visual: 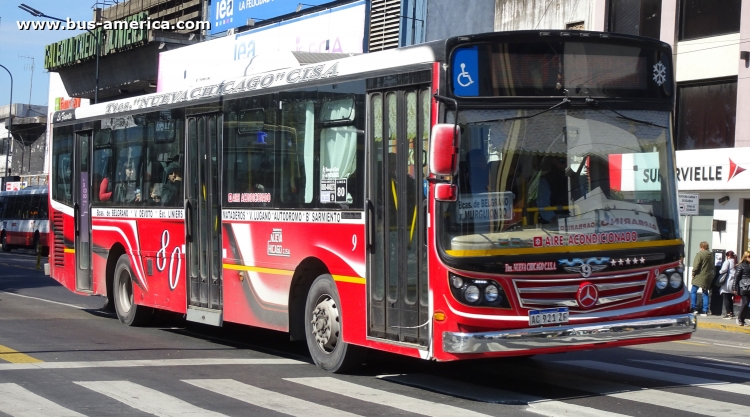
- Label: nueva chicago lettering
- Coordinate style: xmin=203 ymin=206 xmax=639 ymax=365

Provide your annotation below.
xmin=105 ymin=62 xmax=340 ymax=114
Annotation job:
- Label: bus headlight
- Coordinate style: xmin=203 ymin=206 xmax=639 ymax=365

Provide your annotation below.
xmin=451 ymin=275 xmax=464 ymax=289
xmin=669 ymin=273 xmax=683 ymax=289
xmin=656 ymin=274 xmax=668 ymax=290
xmin=464 ymin=285 xmax=480 ymax=303
xmin=652 ymin=266 xmax=685 ymax=299
xmin=449 ymin=273 xmax=510 ymax=308
xmin=484 ymin=285 xmax=499 ymax=302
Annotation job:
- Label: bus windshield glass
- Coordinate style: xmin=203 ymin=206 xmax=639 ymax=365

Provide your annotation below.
xmin=439 ymin=107 xmax=679 ymax=257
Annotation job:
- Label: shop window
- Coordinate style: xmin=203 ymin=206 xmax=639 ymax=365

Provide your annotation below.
xmin=676 ymin=79 xmax=737 ymax=150
xmin=680 ymin=0 xmax=741 ymax=41
xmin=609 ymin=0 xmax=661 ymax=39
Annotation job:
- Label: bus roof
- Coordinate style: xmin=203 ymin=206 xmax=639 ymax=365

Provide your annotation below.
xmin=0 ymin=185 xmax=48 ymax=197
xmin=53 ymin=40 xmax=445 ymax=124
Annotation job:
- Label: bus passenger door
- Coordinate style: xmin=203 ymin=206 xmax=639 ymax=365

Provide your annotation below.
xmin=185 ymin=113 xmax=224 ymax=325
xmin=367 ymin=88 xmax=431 ymax=346
xmin=74 ymin=129 xmax=92 ymax=291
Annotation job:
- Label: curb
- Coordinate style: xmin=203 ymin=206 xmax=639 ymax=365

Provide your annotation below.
xmin=697 ymin=321 xmax=750 ymax=334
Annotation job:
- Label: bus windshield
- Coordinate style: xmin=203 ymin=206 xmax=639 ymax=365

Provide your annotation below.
xmin=439 ymin=107 xmax=679 ymax=257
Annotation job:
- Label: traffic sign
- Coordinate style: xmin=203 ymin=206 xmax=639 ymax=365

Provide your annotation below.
xmin=679 ymin=193 xmax=699 ymax=216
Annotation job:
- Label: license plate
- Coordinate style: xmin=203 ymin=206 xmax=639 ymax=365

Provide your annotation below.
xmin=529 ymin=308 xmax=569 ymax=326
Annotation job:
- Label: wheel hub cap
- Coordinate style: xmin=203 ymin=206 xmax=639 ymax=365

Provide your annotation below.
xmin=310 ymin=296 xmax=340 ymax=353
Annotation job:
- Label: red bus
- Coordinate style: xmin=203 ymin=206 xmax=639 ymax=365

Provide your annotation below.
xmin=48 ymin=31 xmax=694 ymax=372
xmin=0 ymin=185 xmax=50 ymax=255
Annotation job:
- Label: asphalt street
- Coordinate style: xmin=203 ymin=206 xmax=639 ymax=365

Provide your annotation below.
xmin=1 ymin=249 xmax=749 ymax=417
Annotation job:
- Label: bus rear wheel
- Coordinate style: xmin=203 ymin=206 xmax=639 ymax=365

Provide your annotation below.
xmin=1 ymin=234 xmax=11 ymax=252
xmin=113 ymin=254 xmax=152 ymax=326
xmin=304 ymin=274 xmax=364 ymax=373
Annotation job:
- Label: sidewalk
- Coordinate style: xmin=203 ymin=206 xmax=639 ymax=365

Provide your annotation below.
xmin=696 ymin=313 xmax=750 ymax=334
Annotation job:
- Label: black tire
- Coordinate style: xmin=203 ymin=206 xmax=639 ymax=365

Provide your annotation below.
xmin=1 ymin=234 xmax=11 ymax=252
xmin=304 ymin=274 xmax=364 ymax=373
xmin=113 ymin=254 xmax=153 ymax=326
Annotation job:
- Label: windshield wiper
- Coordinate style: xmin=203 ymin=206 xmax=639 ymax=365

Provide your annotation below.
xmin=464 ymin=97 xmax=571 ymax=125
xmin=585 ymin=97 xmax=668 ymax=129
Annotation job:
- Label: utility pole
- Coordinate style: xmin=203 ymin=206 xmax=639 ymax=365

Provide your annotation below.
xmin=19 ymin=55 xmax=35 ymax=107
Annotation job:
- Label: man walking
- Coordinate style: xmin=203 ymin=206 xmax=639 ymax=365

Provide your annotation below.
xmin=691 ymin=241 xmax=714 ymax=316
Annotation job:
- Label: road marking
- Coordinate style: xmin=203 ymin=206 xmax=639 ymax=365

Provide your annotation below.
xmin=0 ymin=383 xmax=86 ymax=417
xmin=184 ymin=379 xmax=361 ymax=417
xmin=376 ymin=373 xmax=538 ymax=404
xmin=635 ymin=360 xmax=750 ymax=379
xmin=375 ymin=373 xmax=628 ymax=416
xmin=75 ymin=380 xmax=228 ymax=417
xmin=527 ymin=401 xmax=631 ymax=417
xmin=695 ymin=356 xmax=750 ymax=369
xmin=0 ymin=344 xmax=42 ymax=364
xmin=541 ymin=366 xmax=750 ymax=417
xmin=0 ymin=290 xmax=87 ymax=309
xmin=671 ymin=340 xmax=707 ymax=346
xmin=562 ymin=360 xmax=750 ymax=396
xmin=287 ymin=377 xmax=493 ymax=417
xmin=0 ymin=358 xmax=303 ymax=371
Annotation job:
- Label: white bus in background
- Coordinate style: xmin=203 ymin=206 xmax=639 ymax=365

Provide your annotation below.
xmin=0 ymin=185 xmax=50 ymax=255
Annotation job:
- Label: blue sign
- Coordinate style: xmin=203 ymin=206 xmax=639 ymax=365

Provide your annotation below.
xmin=211 ymin=0 xmax=333 ymax=35
xmin=452 ymin=46 xmax=479 ymax=97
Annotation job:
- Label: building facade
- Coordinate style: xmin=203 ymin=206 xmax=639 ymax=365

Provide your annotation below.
xmin=0 ymin=104 xmax=48 ymax=188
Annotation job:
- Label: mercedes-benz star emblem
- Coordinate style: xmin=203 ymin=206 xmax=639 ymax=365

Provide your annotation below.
xmin=577 ymin=282 xmax=599 ymax=309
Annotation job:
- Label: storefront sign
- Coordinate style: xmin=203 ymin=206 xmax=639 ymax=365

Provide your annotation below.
xmin=609 ymin=148 xmax=750 ymax=192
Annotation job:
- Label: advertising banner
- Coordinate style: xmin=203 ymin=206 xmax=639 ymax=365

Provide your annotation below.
xmin=211 ymin=0 xmax=333 ymax=35
xmin=159 ymin=1 xmax=365 ymax=92
xmin=609 ymin=148 xmax=750 ymax=192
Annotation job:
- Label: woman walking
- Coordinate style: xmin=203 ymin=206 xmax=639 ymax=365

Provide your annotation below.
xmin=719 ymin=251 xmax=736 ymax=319
xmin=733 ymin=251 xmax=750 ymax=326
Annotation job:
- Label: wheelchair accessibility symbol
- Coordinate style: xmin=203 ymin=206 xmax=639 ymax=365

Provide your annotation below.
xmin=457 ymin=63 xmax=474 ymax=87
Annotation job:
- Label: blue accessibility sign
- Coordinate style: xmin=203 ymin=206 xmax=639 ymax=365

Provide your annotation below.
xmin=452 ymin=46 xmax=479 ymax=96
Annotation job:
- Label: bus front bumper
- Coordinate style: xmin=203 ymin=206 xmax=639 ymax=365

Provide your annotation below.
xmin=443 ymin=313 xmax=696 ymax=354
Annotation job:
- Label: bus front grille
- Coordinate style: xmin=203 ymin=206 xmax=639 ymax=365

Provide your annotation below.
xmin=513 ymin=271 xmax=649 ymax=312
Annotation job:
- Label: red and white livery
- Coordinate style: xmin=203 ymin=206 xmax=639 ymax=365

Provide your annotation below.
xmin=48 ymin=31 xmax=695 ymax=372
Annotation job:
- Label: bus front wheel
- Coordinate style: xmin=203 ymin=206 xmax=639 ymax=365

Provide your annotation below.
xmin=113 ymin=254 xmax=152 ymax=326
xmin=304 ymin=274 xmax=364 ymax=373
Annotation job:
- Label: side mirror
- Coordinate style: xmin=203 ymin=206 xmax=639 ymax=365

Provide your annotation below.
xmin=435 ymin=183 xmax=457 ymax=202
xmin=429 ymin=124 xmax=460 ymax=176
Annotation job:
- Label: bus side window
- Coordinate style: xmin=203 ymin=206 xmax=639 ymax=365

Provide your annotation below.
xmin=38 ymin=195 xmax=48 ymax=219
xmin=94 ymin=148 xmax=113 ymax=203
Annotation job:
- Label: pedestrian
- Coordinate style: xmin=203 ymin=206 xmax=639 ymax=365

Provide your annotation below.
xmin=734 ymin=251 xmax=750 ymax=326
xmin=690 ymin=241 xmax=714 ymax=316
xmin=718 ymin=250 xmax=736 ymax=319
